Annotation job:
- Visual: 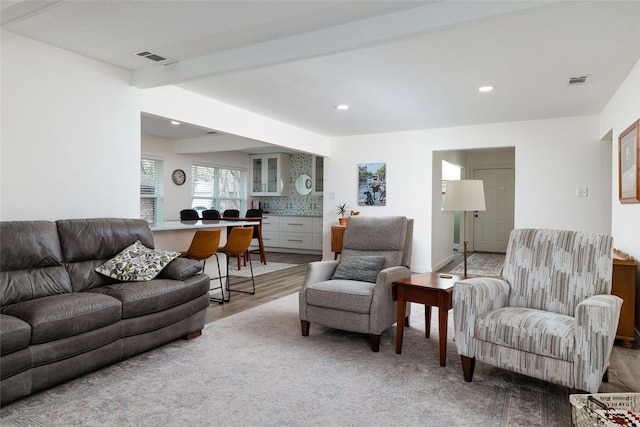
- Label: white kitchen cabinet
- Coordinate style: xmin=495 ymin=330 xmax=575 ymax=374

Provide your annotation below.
xmin=250 ymin=153 xmax=290 ymax=196
xmin=259 ymin=216 xmax=322 ymax=252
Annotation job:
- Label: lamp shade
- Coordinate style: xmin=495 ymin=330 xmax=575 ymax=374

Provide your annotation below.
xmin=444 ymin=180 xmax=486 ymax=212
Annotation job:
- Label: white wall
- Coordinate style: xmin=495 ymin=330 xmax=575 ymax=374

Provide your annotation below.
xmin=141 ymin=86 xmax=330 ymax=156
xmin=601 ymin=59 xmax=640 ymax=258
xmin=141 ymin=134 xmax=250 ymax=221
xmin=600 ymin=58 xmax=640 ymax=336
xmin=1 ymin=31 xmax=141 ymax=221
xmin=327 ymin=115 xmax=609 ymax=272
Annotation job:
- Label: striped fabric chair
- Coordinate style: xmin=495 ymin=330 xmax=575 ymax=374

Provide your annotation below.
xmin=453 ymin=228 xmax=622 ymax=393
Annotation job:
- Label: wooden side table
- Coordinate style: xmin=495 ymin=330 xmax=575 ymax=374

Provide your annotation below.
xmin=612 ymin=249 xmax=636 ymax=348
xmin=392 ymin=272 xmax=463 ymax=367
xmin=330 ymin=225 xmax=346 ymax=259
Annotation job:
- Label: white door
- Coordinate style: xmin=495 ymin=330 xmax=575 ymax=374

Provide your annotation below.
xmin=473 ymin=168 xmax=515 ymax=253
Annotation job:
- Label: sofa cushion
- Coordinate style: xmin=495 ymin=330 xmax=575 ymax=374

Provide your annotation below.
xmin=86 ymin=277 xmax=209 ymax=318
xmin=157 ymin=257 xmax=203 ymax=280
xmin=331 ymin=256 xmax=385 ymax=283
xmin=475 ymin=307 xmax=576 ymax=362
xmin=0 ymin=314 xmax=31 ymax=355
xmin=1 ymin=293 xmax=122 ymax=344
xmin=95 ymin=241 xmax=180 ymax=282
xmin=56 ymin=218 xmax=156 ymax=291
xmin=306 ymin=279 xmax=375 ymax=314
xmin=0 ymin=221 xmax=72 ymax=306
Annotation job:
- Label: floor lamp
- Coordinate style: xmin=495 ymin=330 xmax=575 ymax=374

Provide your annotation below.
xmin=444 ymin=180 xmax=486 ymax=277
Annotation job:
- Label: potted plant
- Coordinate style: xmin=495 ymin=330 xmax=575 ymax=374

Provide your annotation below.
xmin=336 ymin=203 xmax=348 ymax=226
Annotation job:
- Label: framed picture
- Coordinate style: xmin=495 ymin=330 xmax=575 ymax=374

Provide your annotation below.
xmin=358 ymin=162 xmax=386 ymax=206
xmin=618 ymin=119 xmax=640 ymax=203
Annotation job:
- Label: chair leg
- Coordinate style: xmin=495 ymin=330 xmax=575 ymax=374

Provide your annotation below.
xmin=461 ymin=355 xmax=475 ymax=382
xmin=301 ymin=320 xmax=310 ymax=336
xmin=225 ymin=251 xmax=256 ymax=296
xmin=208 ymin=254 xmax=228 ymax=304
xmin=370 ymin=334 xmax=381 ymax=352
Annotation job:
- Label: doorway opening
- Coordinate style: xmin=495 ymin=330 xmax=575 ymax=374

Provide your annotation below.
xmin=442 ymin=160 xmax=462 ymax=251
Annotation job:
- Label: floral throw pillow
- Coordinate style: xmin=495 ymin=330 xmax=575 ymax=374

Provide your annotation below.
xmin=95 ymin=240 xmax=180 ymax=282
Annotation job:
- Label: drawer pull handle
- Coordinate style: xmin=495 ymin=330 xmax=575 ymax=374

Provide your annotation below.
xmin=287 ymin=223 xmax=304 ymax=226
xmin=287 ymin=239 xmax=304 ymax=242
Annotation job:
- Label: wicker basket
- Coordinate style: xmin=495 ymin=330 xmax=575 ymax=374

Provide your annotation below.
xmin=570 ymin=393 xmax=640 ymax=427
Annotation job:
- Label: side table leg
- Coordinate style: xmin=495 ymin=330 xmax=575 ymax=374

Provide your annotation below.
xmin=395 ymin=300 xmax=406 ymax=354
xmin=438 ymin=306 xmax=448 ymax=367
xmin=425 ymin=305 xmax=431 ymax=338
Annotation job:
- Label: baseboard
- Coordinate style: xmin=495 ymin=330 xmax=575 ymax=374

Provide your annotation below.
xmin=432 ymin=254 xmax=455 ymax=272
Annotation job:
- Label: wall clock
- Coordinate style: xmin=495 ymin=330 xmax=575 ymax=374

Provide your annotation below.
xmin=171 ymin=169 xmax=186 ymax=185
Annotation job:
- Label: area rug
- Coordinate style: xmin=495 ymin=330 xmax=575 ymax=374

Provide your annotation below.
xmin=0 ymin=294 xmax=573 ymax=426
xmin=228 ymin=261 xmax=297 ymax=277
xmin=450 ymin=252 xmax=505 ymax=277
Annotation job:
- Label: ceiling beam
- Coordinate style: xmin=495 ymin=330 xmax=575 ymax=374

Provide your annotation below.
xmin=131 ymin=0 xmax=552 ymax=89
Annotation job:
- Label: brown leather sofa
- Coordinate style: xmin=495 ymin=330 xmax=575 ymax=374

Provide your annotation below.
xmin=0 ymin=218 xmax=210 ymax=405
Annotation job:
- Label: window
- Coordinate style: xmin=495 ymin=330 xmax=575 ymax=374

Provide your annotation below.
xmin=192 ymin=163 xmax=247 ymax=214
xmin=140 ymin=157 xmax=164 ymax=225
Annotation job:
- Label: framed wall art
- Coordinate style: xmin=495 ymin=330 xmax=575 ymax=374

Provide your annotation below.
xmin=618 ymin=119 xmax=640 ymax=203
xmin=358 ymin=162 xmax=386 ymax=206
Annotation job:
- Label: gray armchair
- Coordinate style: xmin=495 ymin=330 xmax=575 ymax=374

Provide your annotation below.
xmin=299 ymin=216 xmax=413 ymax=351
xmin=453 ymin=228 xmax=622 ymax=393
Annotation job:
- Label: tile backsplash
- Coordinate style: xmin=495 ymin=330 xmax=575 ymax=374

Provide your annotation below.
xmin=254 ymin=153 xmax=323 ymax=216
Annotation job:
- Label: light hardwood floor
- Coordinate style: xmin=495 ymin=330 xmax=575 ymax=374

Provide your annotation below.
xmin=204 ymin=252 xmax=320 ymax=324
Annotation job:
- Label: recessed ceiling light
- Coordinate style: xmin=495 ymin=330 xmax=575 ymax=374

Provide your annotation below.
xmin=335 ymin=104 xmax=349 ymax=110
xmin=478 ymin=86 xmax=494 ymax=93
xmin=170 ymin=120 xmax=181 ymax=125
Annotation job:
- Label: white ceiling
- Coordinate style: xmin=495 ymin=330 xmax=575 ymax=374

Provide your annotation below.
xmin=2 ymin=0 xmax=640 ymax=142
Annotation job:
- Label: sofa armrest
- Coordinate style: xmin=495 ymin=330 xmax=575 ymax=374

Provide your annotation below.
xmin=453 ymin=277 xmax=511 ymax=358
xmin=574 ymin=294 xmax=623 ymax=393
xmin=157 ymin=257 xmax=203 ymax=281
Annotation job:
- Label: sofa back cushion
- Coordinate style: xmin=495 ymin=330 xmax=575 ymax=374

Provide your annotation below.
xmin=1 ymin=221 xmax=72 ymax=306
xmin=341 ymin=216 xmax=410 ymax=268
xmin=56 ymin=218 xmax=155 ymax=291
xmin=502 ymin=228 xmax=613 ymax=316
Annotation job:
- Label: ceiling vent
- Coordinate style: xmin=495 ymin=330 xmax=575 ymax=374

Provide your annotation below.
xmin=568 ymin=75 xmax=588 ymax=85
xmin=132 ymin=50 xmax=177 ymax=65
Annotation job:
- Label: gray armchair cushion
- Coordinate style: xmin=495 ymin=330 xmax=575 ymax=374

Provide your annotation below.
xmin=331 ymin=256 xmax=385 ymax=283
xmin=341 ymin=216 xmax=409 ymax=268
xmin=307 ymin=280 xmax=376 ymax=314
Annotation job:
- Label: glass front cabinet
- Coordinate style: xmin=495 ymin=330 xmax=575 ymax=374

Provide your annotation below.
xmin=312 ymin=155 xmax=324 ymax=195
xmin=250 ymin=153 xmax=291 ymax=196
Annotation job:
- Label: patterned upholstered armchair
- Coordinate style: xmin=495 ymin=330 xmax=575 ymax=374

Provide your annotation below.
xmin=299 ymin=216 xmax=413 ymax=352
xmin=453 ymin=228 xmax=622 ymax=393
